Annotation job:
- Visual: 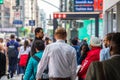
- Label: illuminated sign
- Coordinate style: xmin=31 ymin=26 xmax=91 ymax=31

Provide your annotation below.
xmin=74 ymin=6 xmax=94 ymax=12
xmin=53 ymin=14 xmax=66 ymax=19
xmin=74 ymin=0 xmax=94 ymax=5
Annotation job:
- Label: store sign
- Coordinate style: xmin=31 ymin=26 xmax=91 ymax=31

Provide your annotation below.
xmin=29 ymin=20 xmax=35 ymax=26
xmin=74 ymin=0 xmax=94 ymax=5
xmin=13 ymin=20 xmax=22 ymax=25
xmin=74 ymin=6 xmax=94 ymax=12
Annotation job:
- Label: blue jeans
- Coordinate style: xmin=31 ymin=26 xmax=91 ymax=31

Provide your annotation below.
xmin=8 ymin=57 xmax=17 ymax=78
xmin=19 ymin=66 xmax=25 ymax=74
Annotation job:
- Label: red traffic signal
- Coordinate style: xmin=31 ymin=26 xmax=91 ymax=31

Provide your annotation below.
xmin=53 ymin=13 xmax=66 ymax=19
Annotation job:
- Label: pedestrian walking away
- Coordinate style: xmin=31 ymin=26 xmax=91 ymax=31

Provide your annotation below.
xmin=7 ymin=34 xmax=20 ymax=78
xmin=24 ymin=40 xmax=45 ymax=80
xmin=36 ymin=27 xmax=77 ymax=80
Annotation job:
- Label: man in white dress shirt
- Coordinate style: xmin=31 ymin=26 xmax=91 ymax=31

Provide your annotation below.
xmin=36 ymin=27 xmax=77 ymax=80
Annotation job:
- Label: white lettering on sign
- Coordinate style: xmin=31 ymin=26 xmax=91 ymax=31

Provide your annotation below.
xmin=75 ymin=1 xmax=93 ymax=4
xmin=75 ymin=7 xmax=93 ymax=11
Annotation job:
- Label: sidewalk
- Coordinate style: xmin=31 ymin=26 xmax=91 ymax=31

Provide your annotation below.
xmin=0 ymin=74 xmax=22 ymax=80
xmin=8 ymin=74 xmax=23 ymax=80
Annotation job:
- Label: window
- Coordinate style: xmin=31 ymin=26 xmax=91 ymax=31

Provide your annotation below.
xmin=106 ymin=6 xmax=117 ymax=32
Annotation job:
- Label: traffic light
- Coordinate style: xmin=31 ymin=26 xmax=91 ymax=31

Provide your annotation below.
xmin=0 ymin=0 xmax=4 ymax=4
xmin=16 ymin=0 xmax=19 ymax=6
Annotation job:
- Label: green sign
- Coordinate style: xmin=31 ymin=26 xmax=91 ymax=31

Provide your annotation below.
xmin=0 ymin=0 xmax=3 ymax=4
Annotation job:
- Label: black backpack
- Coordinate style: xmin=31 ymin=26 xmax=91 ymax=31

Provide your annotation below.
xmin=7 ymin=42 xmax=17 ymax=57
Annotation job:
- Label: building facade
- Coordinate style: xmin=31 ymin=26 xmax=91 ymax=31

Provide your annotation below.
xmin=23 ymin=0 xmax=39 ymax=29
xmin=103 ymin=0 xmax=120 ymax=35
xmin=0 ymin=0 xmax=11 ymax=28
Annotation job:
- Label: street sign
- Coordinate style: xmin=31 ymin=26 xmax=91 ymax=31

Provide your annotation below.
xmin=74 ymin=0 xmax=94 ymax=5
xmin=74 ymin=6 xmax=94 ymax=12
xmin=29 ymin=20 xmax=35 ymax=26
xmin=13 ymin=20 xmax=22 ymax=25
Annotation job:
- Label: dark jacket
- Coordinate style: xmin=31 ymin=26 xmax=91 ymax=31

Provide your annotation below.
xmin=72 ymin=45 xmax=80 ymax=65
xmin=0 ymin=52 xmax=6 ymax=78
xmin=30 ymin=37 xmax=43 ymax=56
xmin=86 ymin=56 xmax=120 ymax=80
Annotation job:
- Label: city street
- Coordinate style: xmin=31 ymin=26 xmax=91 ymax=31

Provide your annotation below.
xmin=1 ymin=0 xmax=120 ymax=80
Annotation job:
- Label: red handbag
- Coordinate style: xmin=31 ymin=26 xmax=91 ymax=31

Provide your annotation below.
xmin=19 ymin=54 xmax=28 ymax=67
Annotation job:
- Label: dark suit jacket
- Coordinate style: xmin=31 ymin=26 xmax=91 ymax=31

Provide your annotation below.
xmin=0 ymin=52 xmax=6 ymax=78
xmin=85 ymin=56 xmax=120 ymax=80
xmin=30 ymin=37 xmax=43 ymax=56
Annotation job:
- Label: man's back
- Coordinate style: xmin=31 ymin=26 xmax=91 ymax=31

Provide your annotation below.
xmin=37 ymin=27 xmax=77 ymax=80
xmin=36 ymin=40 xmax=77 ymax=80
xmin=102 ymin=56 xmax=120 ymax=80
xmin=86 ymin=56 xmax=120 ymax=80
xmin=47 ymin=40 xmax=77 ymax=77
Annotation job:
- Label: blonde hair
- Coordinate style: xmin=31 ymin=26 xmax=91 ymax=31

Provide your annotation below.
xmin=55 ymin=27 xmax=67 ymax=39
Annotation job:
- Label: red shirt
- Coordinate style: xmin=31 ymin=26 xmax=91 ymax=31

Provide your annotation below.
xmin=78 ymin=47 xmax=101 ymax=79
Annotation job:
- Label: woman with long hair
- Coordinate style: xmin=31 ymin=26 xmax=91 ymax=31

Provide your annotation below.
xmin=18 ymin=40 xmax=31 ymax=74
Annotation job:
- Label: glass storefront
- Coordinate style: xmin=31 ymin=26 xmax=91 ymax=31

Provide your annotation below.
xmin=106 ymin=6 xmax=117 ymax=32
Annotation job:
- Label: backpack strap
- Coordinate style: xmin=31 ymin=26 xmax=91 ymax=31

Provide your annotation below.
xmin=32 ymin=55 xmax=40 ymax=79
xmin=32 ymin=55 xmax=40 ymax=62
xmin=9 ymin=41 xmax=15 ymax=45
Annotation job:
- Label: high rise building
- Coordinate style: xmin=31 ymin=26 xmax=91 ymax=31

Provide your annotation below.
xmin=0 ymin=0 xmax=11 ymax=27
xmin=23 ymin=0 xmax=39 ymax=29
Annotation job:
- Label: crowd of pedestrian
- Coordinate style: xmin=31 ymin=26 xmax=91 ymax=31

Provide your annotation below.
xmin=0 ymin=26 xmax=120 ymax=80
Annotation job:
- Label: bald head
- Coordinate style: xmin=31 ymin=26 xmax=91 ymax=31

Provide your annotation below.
xmin=54 ymin=27 xmax=67 ymax=40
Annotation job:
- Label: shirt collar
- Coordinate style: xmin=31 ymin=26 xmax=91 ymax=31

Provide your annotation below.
xmin=56 ymin=40 xmax=65 ymax=43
